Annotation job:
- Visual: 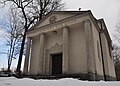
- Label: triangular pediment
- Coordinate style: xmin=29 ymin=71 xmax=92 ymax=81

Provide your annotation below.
xmin=27 ymin=11 xmax=90 ymax=33
xmin=33 ymin=11 xmax=87 ymax=29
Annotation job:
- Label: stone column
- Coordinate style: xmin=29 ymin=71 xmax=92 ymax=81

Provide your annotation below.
xmin=39 ymin=33 xmax=45 ymax=74
xmin=84 ymin=20 xmax=96 ymax=80
xmin=63 ymin=26 xmax=69 ymax=74
xmin=23 ymin=37 xmax=31 ymax=75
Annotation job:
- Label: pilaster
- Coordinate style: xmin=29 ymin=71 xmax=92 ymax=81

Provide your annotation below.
xmin=84 ymin=20 xmax=96 ymax=80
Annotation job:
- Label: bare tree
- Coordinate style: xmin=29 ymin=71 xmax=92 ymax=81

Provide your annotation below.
xmin=0 ymin=0 xmax=64 ymax=74
xmin=112 ymin=20 xmax=120 ymax=80
xmin=113 ymin=20 xmax=120 ymax=63
xmin=114 ymin=20 xmax=120 ymax=44
xmin=112 ymin=44 xmax=120 ymax=64
xmin=112 ymin=44 xmax=120 ymax=80
xmin=0 ymin=7 xmax=23 ymax=72
xmin=7 ymin=7 xmax=23 ymax=72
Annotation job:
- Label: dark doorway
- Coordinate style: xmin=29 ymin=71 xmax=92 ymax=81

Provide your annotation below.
xmin=52 ymin=53 xmax=62 ymax=75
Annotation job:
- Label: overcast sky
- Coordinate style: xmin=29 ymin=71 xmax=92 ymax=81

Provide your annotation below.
xmin=64 ymin=0 xmax=120 ymax=38
xmin=0 ymin=0 xmax=120 ymax=69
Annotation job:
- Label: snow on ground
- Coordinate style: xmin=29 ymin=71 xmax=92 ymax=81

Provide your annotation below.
xmin=0 ymin=77 xmax=120 ymax=86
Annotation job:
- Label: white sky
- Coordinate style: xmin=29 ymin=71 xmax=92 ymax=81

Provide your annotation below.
xmin=64 ymin=0 xmax=120 ymax=39
xmin=0 ymin=0 xmax=120 ymax=69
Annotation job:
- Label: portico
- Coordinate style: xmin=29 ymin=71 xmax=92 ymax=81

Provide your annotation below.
xmin=24 ymin=25 xmax=75 ymax=75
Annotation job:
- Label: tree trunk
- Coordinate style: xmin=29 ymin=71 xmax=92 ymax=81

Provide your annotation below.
xmin=16 ymin=27 xmax=27 ymax=74
xmin=7 ymin=65 xmax=10 ymax=72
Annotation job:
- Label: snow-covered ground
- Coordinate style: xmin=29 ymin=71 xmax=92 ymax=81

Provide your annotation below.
xmin=0 ymin=77 xmax=120 ymax=86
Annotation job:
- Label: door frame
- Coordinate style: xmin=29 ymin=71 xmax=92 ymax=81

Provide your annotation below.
xmin=50 ymin=53 xmax=63 ymax=75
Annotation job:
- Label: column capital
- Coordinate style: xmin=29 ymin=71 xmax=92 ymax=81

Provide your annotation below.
xmin=63 ymin=26 xmax=69 ymax=29
xmin=40 ymin=32 xmax=46 ymax=35
xmin=83 ymin=20 xmax=92 ymax=28
xmin=27 ymin=37 xmax=32 ymax=39
xmin=84 ymin=19 xmax=91 ymax=22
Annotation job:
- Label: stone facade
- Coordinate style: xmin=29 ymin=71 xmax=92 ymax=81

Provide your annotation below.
xmin=23 ymin=11 xmax=116 ymax=80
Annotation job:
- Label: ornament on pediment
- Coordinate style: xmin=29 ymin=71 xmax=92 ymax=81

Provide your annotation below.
xmin=49 ymin=15 xmax=57 ymax=24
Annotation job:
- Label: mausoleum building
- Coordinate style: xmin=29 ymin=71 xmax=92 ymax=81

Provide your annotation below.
xmin=23 ymin=10 xmax=116 ymax=80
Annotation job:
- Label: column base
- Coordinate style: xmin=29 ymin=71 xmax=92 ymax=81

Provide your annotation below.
xmin=105 ymin=76 xmax=116 ymax=81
